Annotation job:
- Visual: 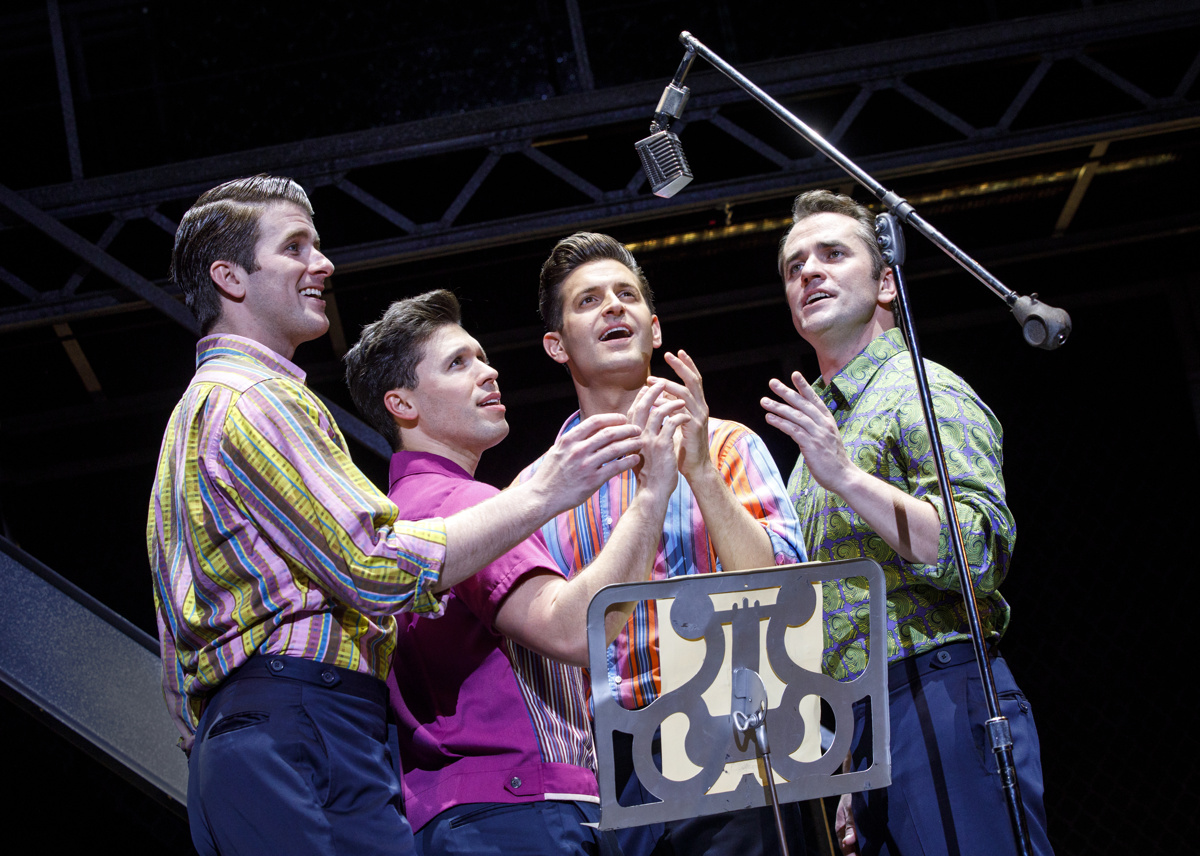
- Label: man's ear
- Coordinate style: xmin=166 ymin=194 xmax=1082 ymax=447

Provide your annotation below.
xmin=209 ymin=260 xmax=246 ymax=300
xmin=877 ymin=267 xmax=897 ymax=308
xmin=650 ymin=315 xmax=662 ymax=350
xmin=384 ymin=388 xmax=418 ymax=423
xmin=543 ymin=331 xmax=570 ymax=365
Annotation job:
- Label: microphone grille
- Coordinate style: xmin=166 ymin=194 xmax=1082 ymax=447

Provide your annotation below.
xmin=635 ymin=130 xmax=694 ymax=199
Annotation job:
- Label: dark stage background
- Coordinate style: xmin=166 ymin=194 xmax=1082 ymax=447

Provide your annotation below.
xmin=3 ymin=1 xmax=1199 ymax=852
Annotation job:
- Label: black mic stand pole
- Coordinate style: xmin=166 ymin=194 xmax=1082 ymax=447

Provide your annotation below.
xmin=651 ymin=31 xmax=1068 ymax=856
xmin=875 ymin=213 xmax=1033 ymax=856
xmin=673 ymin=31 xmax=1070 ymax=350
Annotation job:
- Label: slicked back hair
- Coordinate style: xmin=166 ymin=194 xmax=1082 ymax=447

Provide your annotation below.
xmin=778 ymin=190 xmax=884 ymax=281
xmin=171 ymin=174 xmax=314 ymax=334
xmin=538 ymin=232 xmax=654 ymax=332
xmin=343 ymin=289 xmax=463 ymax=452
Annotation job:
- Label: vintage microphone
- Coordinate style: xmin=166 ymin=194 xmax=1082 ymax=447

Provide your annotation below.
xmin=637 ymin=31 xmax=1071 ymax=350
xmin=634 ymin=48 xmax=697 ymax=198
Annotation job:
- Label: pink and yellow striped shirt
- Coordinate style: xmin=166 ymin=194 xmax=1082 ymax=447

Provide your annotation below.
xmin=147 ymin=335 xmax=447 ymax=751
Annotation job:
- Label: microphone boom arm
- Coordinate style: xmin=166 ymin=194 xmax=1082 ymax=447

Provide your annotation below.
xmin=674 ymin=30 xmax=1071 ymax=349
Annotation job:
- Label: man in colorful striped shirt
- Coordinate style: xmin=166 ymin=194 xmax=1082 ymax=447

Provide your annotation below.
xmin=148 ymin=177 xmax=649 ymax=856
xmin=343 ymin=289 xmax=688 ymax=855
xmin=761 ymin=190 xmax=1052 ymax=856
xmin=516 ymin=233 xmax=807 ymax=856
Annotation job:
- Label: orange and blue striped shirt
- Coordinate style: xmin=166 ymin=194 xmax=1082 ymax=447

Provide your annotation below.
xmin=147 ymin=335 xmax=447 ymax=751
xmin=517 ymin=413 xmax=805 ymax=709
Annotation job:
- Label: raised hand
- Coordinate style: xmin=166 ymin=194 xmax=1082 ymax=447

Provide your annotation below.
xmin=653 ymin=349 xmax=711 ymax=482
xmin=761 ymin=371 xmax=854 ymax=493
xmin=530 ymin=412 xmax=643 ymax=514
xmin=627 ymin=380 xmax=686 ymax=504
xmin=762 ymin=371 xmax=941 ymax=564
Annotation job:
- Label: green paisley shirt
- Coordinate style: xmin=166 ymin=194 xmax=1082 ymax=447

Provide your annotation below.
xmin=788 ymin=328 xmax=1014 ymax=681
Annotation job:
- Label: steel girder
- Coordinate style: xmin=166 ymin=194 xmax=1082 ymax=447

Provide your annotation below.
xmin=0 ymin=536 xmax=188 ymax=810
xmin=2 ymin=0 xmax=1199 ymax=336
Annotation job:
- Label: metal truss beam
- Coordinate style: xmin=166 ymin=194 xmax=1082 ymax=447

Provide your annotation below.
xmin=0 ymin=179 xmax=390 ymax=455
xmin=0 ymin=536 xmax=187 ymax=810
xmin=3 ymin=0 xmax=1198 ymax=334
xmin=0 ymin=182 xmax=199 ymax=331
xmin=3 ymin=205 xmax=1196 ymax=483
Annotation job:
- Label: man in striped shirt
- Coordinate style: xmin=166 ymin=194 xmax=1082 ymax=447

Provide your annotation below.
xmin=344 ymin=289 xmax=688 ymax=855
xmin=516 ymin=233 xmax=808 ymax=856
xmin=148 ymin=177 xmax=649 ymax=856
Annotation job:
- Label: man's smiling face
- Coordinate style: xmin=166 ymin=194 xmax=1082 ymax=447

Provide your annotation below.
xmin=236 ymin=201 xmax=334 ymax=356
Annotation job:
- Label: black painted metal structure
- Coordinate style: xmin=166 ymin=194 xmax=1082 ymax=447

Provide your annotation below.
xmin=2 ymin=2 xmax=1199 ymax=851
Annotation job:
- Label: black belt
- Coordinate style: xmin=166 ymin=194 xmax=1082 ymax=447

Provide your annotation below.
xmin=223 ymin=653 xmax=388 ymax=706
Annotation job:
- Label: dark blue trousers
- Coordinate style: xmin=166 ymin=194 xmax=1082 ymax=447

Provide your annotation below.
xmin=414 ymin=800 xmax=620 ymax=855
xmin=851 ymin=644 xmax=1053 ymax=856
xmin=187 ymin=654 xmax=415 ymax=856
xmin=612 ymin=731 xmax=805 ymax=856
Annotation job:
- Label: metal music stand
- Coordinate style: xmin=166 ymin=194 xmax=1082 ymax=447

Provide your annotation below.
xmin=588 ymin=558 xmax=890 ymax=853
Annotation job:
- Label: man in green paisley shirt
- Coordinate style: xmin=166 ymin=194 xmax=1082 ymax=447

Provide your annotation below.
xmin=761 ymin=191 xmax=1052 ymax=856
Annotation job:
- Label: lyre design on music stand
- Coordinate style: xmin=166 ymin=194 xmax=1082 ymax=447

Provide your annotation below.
xmin=588 ymin=558 xmax=890 ymax=835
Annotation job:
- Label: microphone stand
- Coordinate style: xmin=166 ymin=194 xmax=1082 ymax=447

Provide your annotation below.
xmin=645 ymin=31 xmax=1067 ymax=856
xmin=732 ymin=667 xmax=791 ymax=856
xmin=875 ymin=213 xmax=1033 ymax=856
xmin=667 ymin=30 xmax=1070 ymax=350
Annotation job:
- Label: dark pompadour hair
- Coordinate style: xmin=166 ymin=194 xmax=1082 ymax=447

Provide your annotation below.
xmin=538 ymin=232 xmax=654 ymax=332
xmin=170 ymin=175 xmax=314 ymax=334
xmin=777 ymin=189 xmax=884 ymax=281
xmin=343 ymin=290 xmax=463 ymax=451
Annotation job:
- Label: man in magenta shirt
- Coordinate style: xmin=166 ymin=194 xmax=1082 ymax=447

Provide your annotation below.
xmin=344 ymin=289 xmax=685 ymax=855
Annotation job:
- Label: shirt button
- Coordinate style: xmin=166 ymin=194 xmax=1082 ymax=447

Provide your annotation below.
xmin=510 ymin=776 xmax=522 ymax=789
xmin=613 ymin=676 xmax=622 ymax=684
xmin=605 ymin=516 xmax=613 ymax=526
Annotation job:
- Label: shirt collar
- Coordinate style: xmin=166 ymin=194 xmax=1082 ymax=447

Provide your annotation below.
xmin=196 ymin=334 xmax=307 ymax=384
xmin=821 ymin=327 xmax=906 ymax=409
xmin=555 ymin=410 xmax=584 ymax=441
xmin=388 ymin=450 xmax=473 ymax=494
